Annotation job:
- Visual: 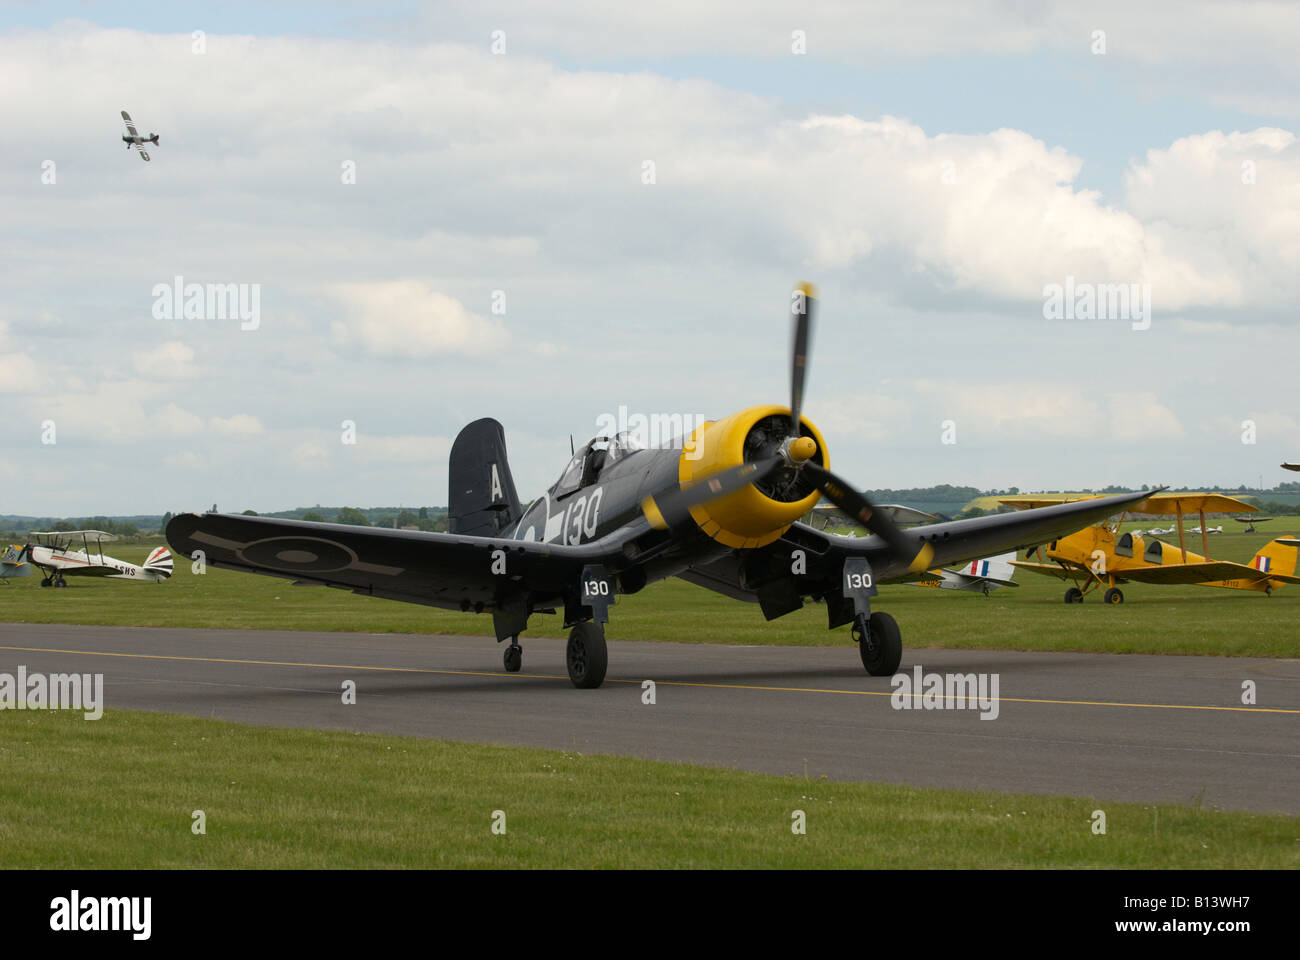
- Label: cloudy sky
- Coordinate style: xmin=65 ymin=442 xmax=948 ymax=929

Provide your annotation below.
xmin=2 ymin=1 xmax=1298 ymax=516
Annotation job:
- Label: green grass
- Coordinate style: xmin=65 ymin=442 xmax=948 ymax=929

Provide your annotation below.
xmin=1 ymin=709 xmax=1294 ymax=868
xmin=3 ymin=533 xmax=1298 ymax=658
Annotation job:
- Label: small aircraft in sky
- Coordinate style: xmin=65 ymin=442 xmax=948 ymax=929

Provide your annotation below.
xmin=25 ymin=531 xmax=172 ymax=587
xmin=1003 ymin=493 xmax=1300 ymax=602
xmin=1282 ymin=462 xmax=1300 ymax=472
xmin=167 ymin=284 xmax=1152 ymax=688
xmin=120 ymin=110 xmax=159 ymax=161
xmin=1231 ymin=515 xmax=1271 ymax=534
xmin=908 ymin=552 xmax=1019 ymax=596
xmin=1 ymin=545 xmax=31 ymax=583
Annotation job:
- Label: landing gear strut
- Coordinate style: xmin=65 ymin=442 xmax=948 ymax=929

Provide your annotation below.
xmin=853 ymin=611 xmax=902 ymax=677
xmin=565 ymin=621 xmax=608 ymax=689
xmin=502 ymin=639 xmax=522 ymax=672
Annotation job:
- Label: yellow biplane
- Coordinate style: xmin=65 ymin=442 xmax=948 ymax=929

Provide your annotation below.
xmin=999 ymin=492 xmax=1300 ymax=603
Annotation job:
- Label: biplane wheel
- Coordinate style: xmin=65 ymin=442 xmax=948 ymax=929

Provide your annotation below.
xmin=503 ymin=641 xmax=522 ymax=673
xmin=39 ymin=579 xmax=52 ymax=588
xmin=54 ymin=576 xmax=68 ymax=588
xmin=565 ymin=621 xmax=607 ymax=689
xmin=1064 ymin=587 xmax=1083 ymax=604
xmin=855 ymin=611 xmax=902 ymax=677
xmin=1103 ymin=587 xmax=1124 ymax=605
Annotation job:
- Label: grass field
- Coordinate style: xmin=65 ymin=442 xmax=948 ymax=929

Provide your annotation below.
xmin=3 ymin=533 xmax=1298 ymax=658
xmin=1 ymin=709 xmax=1295 ymax=868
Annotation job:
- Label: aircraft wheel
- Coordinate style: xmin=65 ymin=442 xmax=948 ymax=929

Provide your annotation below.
xmin=1103 ymin=587 xmax=1124 ymax=605
xmin=566 ymin=621 xmax=607 ymax=689
xmin=503 ymin=641 xmax=522 ymax=673
xmin=1064 ymin=587 xmax=1083 ymax=604
xmin=54 ymin=576 xmax=67 ymax=588
xmin=855 ymin=611 xmax=902 ymax=677
xmin=39 ymin=579 xmax=52 ymax=588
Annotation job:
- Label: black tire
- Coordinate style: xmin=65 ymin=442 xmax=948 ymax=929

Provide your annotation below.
xmin=1103 ymin=587 xmax=1124 ymax=605
xmin=566 ymin=621 xmax=608 ymax=689
xmin=39 ymin=579 xmax=51 ymax=588
xmin=857 ymin=611 xmax=902 ymax=677
xmin=54 ymin=577 xmax=67 ymax=588
xmin=1064 ymin=587 xmax=1083 ymax=604
xmin=503 ymin=643 xmax=522 ymax=673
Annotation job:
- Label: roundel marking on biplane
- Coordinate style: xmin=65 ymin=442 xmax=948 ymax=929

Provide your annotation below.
xmin=237 ymin=536 xmax=358 ymax=574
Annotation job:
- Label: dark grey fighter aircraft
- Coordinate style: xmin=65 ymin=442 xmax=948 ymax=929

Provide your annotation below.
xmin=120 ymin=110 xmax=158 ymax=161
xmin=167 ymin=284 xmax=1149 ymax=688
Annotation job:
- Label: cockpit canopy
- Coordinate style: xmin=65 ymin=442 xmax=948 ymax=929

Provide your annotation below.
xmin=551 ymin=432 xmax=645 ymax=497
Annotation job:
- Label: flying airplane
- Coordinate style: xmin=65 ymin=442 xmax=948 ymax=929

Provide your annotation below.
xmin=167 ymin=284 xmax=1152 ymax=688
xmin=1003 ymin=493 xmax=1300 ymax=602
xmin=25 ymin=531 xmax=173 ymax=587
xmin=908 ymin=552 xmax=1018 ymax=596
xmin=1231 ymin=515 xmax=1271 ymax=534
xmin=120 ymin=110 xmax=158 ymax=161
xmin=1282 ymin=462 xmax=1300 ymax=472
xmin=1 ymin=545 xmax=31 ymax=583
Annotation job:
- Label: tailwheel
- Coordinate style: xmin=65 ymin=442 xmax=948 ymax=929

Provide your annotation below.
xmin=502 ymin=640 xmax=522 ymax=673
xmin=1103 ymin=587 xmax=1124 ymax=605
xmin=565 ymin=621 xmax=608 ymax=689
xmin=1064 ymin=587 xmax=1083 ymax=604
xmin=853 ymin=611 xmax=902 ymax=677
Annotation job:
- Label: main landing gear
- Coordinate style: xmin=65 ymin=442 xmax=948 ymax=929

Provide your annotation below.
xmin=852 ymin=611 xmax=902 ymax=677
xmin=1063 ymin=582 xmax=1123 ymax=604
xmin=502 ymin=640 xmax=522 ymax=673
xmin=565 ymin=621 xmax=608 ymax=689
xmin=39 ymin=575 xmax=67 ymax=588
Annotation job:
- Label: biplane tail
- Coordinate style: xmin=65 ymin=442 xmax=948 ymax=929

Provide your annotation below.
xmin=1249 ymin=537 xmax=1300 ymax=582
xmin=448 ymin=418 xmax=524 ymax=537
xmin=143 ymin=546 xmax=173 ymax=580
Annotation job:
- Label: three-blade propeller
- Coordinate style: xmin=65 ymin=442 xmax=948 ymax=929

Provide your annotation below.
xmin=641 ymin=283 xmax=935 ymax=573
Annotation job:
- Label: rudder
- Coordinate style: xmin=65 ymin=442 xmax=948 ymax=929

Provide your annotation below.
xmin=448 ymin=418 xmax=524 ymax=536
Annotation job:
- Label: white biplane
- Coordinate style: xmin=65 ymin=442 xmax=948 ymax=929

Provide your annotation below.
xmin=25 ymin=530 xmax=172 ymax=588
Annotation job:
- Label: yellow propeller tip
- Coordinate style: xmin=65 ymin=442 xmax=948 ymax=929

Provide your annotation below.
xmin=642 ymin=496 xmax=667 ymax=531
xmin=908 ymin=543 xmax=935 ymax=574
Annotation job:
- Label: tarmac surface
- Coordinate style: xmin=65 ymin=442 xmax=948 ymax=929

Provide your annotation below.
xmin=2 ymin=622 xmax=1297 ymax=813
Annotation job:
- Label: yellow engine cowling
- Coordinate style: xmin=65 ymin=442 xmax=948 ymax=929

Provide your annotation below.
xmin=677 ymin=403 xmax=828 ymax=549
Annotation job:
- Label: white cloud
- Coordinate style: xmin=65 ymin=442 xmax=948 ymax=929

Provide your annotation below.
xmin=329 ymin=282 xmax=508 ymax=357
xmin=210 ymin=414 xmax=264 ymax=437
xmin=356 ymin=435 xmax=452 ymax=463
xmin=133 ymin=341 xmax=200 ymax=380
xmin=153 ymin=403 xmax=204 ymax=437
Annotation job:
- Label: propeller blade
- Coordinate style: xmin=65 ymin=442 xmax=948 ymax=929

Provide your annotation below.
xmin=642 ymin=456 xmax=783 ymax=531
xmin=803 ymin=462 xmax=935 ymax=573
xmin=789 ymin=282 xmax=815 ymax=438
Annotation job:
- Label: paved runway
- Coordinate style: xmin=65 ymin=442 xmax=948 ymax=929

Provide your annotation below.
xmin=1 ymin=622 xmax=1297 ymax=813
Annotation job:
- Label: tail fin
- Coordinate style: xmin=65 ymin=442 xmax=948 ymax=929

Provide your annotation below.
xmin=448 ymin=418 xmax=524 ymax=536
xmin=1250 ymin=537 xmax=1299 ymax=579
xmin=143 ymin=546 xmax=173 ymax=579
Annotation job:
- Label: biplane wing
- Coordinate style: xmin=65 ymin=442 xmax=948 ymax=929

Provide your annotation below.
xmin=1009 ymin=560 xmax=1084 ymax=581
xmin=1116 ymin=561 xmax=1300 ymax=586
